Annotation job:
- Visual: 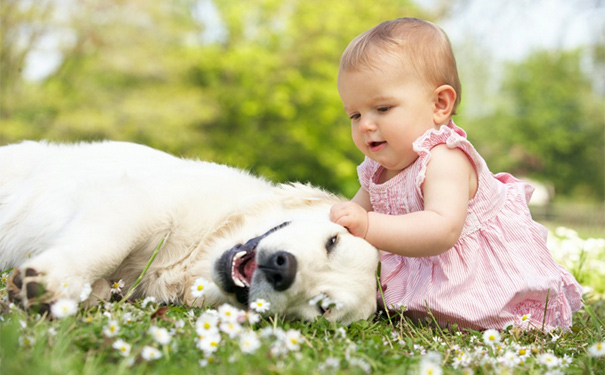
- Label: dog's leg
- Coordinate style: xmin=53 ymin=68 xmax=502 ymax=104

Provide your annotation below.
xmin=6 ymin=206 xmax=161 ymax=312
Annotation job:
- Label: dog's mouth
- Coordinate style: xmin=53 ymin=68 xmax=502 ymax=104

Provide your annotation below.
xmin=231 ymin=247 xmax=257 ymax=288
xmin=214 ymin=221 xmax=291 ymax=306
xmin=215 ymin=243 xmax=258 ymax=305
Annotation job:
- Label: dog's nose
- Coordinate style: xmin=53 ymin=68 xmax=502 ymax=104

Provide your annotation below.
xmin=259 ymin=251 xmax=297 ymax=291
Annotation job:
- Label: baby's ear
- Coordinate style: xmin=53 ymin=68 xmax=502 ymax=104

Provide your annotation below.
xmin=432 ymin=85 xmax=456 ymax=125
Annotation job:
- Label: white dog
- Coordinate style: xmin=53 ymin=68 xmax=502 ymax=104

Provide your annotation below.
xmin=0 ymin=141 xmax=379 ymax=324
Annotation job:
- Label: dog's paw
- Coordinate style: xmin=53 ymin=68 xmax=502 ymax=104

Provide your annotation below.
xmin=7 ymin=268 xmax=52 ymax=315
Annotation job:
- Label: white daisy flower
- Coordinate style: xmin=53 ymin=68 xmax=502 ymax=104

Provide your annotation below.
xmin=284 ymin=329 xmax=302 ymax=351
xmin=79 ymin=283 xmax=92 ymax=302
xmin=482 ymin=329 xmax=501 ymax=346
xmin=245 ymin=311 xmax=261 ymax=324
xmin=249 ymin=298 xmax=270 ymax=313
xmin=500 ymin=350 xmax=521 ymax=368
xmin=217 ymin=303 xmax=241 ymax=323
xmin=419 ymin=358 xmax=443 ymax=375
xmin=141 ymin=296 xmax=157 ymax=308
xmin=190 ymin=277 xmax=209 ymax=298
xmin=103 ymin=320 xmax=120 ymax=338
xmin=122 ymin=312 xmax=134 ymax=324
xmin=110 ymin=280 xmax=125 ymax=294
xmin=451 ymin=351 xmax=471 ymax=369
xmin=197 ymin=332 xmax=221 ymax=355
xmin=538 ymin=352 xmax=561 ymax=368
xmin=19 ymin=335 xmax=35 ymax=348
xmin=588 ymin=341 xmax=605 ymax=357
xmin=196 ymin=312 xmax=220 ymax=334
xmin=149 ymin=326 xmax=172 ymax=346
xmin=239 ymin=330 xmax=261 ymax=354
xmin=219 ymin=321 xmax=243 ymax=339
xmin=309 ymin=293 xmax=343 ymax=311
xmin=141 ymin=345 xmax=162 ymax=361
xmin=51 ymin=298 xmax=78 ymax=319
xmin=112 ymin=339 xmax=132 ymax=357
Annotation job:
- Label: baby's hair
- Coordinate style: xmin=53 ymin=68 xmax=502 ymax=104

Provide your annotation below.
xmin=339 ymin=17 xmax=462 ymax=114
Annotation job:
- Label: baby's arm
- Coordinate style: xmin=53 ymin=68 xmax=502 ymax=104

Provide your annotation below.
xmin=331 ymin=145 xmax=476 ymax=257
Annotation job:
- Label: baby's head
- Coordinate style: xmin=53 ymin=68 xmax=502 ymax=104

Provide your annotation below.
xmin=339 ymin=18 xmax=461 ymax=114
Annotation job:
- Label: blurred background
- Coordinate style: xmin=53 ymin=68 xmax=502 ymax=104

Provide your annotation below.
xmin=1 ymin=0 xmax=603 ymax=235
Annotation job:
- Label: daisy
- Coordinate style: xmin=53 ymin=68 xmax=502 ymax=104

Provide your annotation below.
xmin=198 ymin=332 xmax=221 ymax=355
xmin=419 ymin=358 xmax=443 ymax=375
xmin=244 ymin=311 xmax=261 ymax=324
xmin=141 ymin=346 xmax=162 ymax=361
xmin=538 ymin=352 xmax=561 ymax=368
xmin=79 ymin=283 xmax=92 ymax=302
xmin=190 ymin=277 xmax=209 ymax=298
xmin=249 ymin=298 xmax=270 ymax=313
xmin=239 ymin=330 xmax=261 ymax=354
xmin=284 ymin=329 xmax=302 ymax=351
xmin=500 ymin=350 xmax=521 ymax=368
xmin=51 ymin=298 xmax=78 ymax=319
xmin=588 ymin=341 xmax=605 ymax=357
xmin=482 ymin=329 xmax=501 ymax=347
xmin=196 ymin=312 xmax=220 ymax=334
xmin=112 ymin=339 xmax=132 ymax=357
xmin=461 ymin=368 xmax=474 ymax=375
xmin=19 ymin=335 xmax=35 ymax=348
xmin=451 ymin=351 xmax=471 ymax=369
xmin=141 ymin=296 xmax=156 ymax=308
xmin=103 ymin=320 xmax=120 ymax=338
xmin=110 ymin=280 xmax=125 ymax=294
xmin=219 ymin=321 xmax=243 ymax=339
xmin=122 ymin=312 xmax=134 ymax=324
xmin=149 ymin=326 xmax=172 ymax=345
xmin=218 ymin=303 xmax=241 ymax=323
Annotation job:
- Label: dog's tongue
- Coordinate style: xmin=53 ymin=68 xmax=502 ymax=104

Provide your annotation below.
xmin=243 ymin=258 xmax=257 ymax=281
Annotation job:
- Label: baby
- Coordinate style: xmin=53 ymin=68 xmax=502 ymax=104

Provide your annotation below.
xmin=330 ymin=17 xmax=583 ymax=330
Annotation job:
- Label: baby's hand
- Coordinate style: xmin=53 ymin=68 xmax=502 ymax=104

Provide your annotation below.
xmin=330 ymin=202 xmax=369 ymax=238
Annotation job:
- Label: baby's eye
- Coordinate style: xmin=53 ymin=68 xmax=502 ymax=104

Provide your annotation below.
xmin=377 ymin=106 xmax=391 ymax=113
xmin=349 ymin=113 xmax=360 ymax=120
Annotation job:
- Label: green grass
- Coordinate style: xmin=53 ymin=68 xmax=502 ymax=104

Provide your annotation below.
xmin=0 ymin=296 xmax=603 ymax=374
xmin=1 ymin=226 xmax=604 ymax=374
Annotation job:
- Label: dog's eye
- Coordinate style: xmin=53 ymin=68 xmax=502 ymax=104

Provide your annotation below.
xmin=325 ymin=235 xmax=338 ymax=253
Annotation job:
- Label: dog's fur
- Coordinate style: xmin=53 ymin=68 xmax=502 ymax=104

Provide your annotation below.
xmin=0 ymin=141 xmax=379 ymax=324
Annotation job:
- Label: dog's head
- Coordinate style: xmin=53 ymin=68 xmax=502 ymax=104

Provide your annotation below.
xmin=211 ymin=216 xmax=379 ymax=324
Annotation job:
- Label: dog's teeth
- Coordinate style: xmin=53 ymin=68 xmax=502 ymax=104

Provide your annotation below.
xmin=233 ymin=277 xmax=245 ymax=288
xmin=234 ymin=251 xmax=246 ymax=260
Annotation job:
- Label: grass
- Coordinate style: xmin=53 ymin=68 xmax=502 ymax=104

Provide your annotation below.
xmin=1 ymin=226 xmax=604 ymax=375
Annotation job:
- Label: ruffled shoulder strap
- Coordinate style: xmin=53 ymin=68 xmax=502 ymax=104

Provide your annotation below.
xmin=412 ymin=121 xmax=485 ymax=197
xmin=357 ymin=156 xmax=380 ymax=191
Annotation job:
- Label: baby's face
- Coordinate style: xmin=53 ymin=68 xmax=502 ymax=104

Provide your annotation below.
xmin=337 ymin=64 xmax=439 ymax=174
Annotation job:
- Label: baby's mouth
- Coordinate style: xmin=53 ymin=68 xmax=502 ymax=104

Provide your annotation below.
xmin=369 ymin=141 xmax=386 ymax=150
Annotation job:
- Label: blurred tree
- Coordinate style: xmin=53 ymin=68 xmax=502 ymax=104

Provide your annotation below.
xmin=467 ymin=49 xmax=604 ymax=200
xmin=188 ymin=0 xmax=420 ymax=195
xmin=0 ymin=0 xmax=420 ymax=197
xmin=1 ymin=0 xmax=602 ymax=201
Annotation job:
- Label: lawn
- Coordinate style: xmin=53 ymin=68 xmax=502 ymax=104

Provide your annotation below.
xmin=1 ymin=226 xmax=604 ymax=375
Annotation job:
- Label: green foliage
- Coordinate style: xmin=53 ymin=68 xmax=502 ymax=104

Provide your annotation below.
xmin=1 ymin=0 xmax=603 ymax=200
xmin=463 ymin=50 xmax=604 ymax=200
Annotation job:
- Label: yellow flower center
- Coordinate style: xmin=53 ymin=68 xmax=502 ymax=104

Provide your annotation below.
xmin=519 ymin=349 xmax=526 ymax=355
xmin=197 ymin=285 xmax=203 ymax=291
xmin=113 ymin=282 xmax=119 ymax=288
xmin=204 ymin=322 xmax=211 ymax=329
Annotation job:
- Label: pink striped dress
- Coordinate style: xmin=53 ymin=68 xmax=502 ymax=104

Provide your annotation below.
xmin=359 ymin=121 xmax=583 ymax=330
